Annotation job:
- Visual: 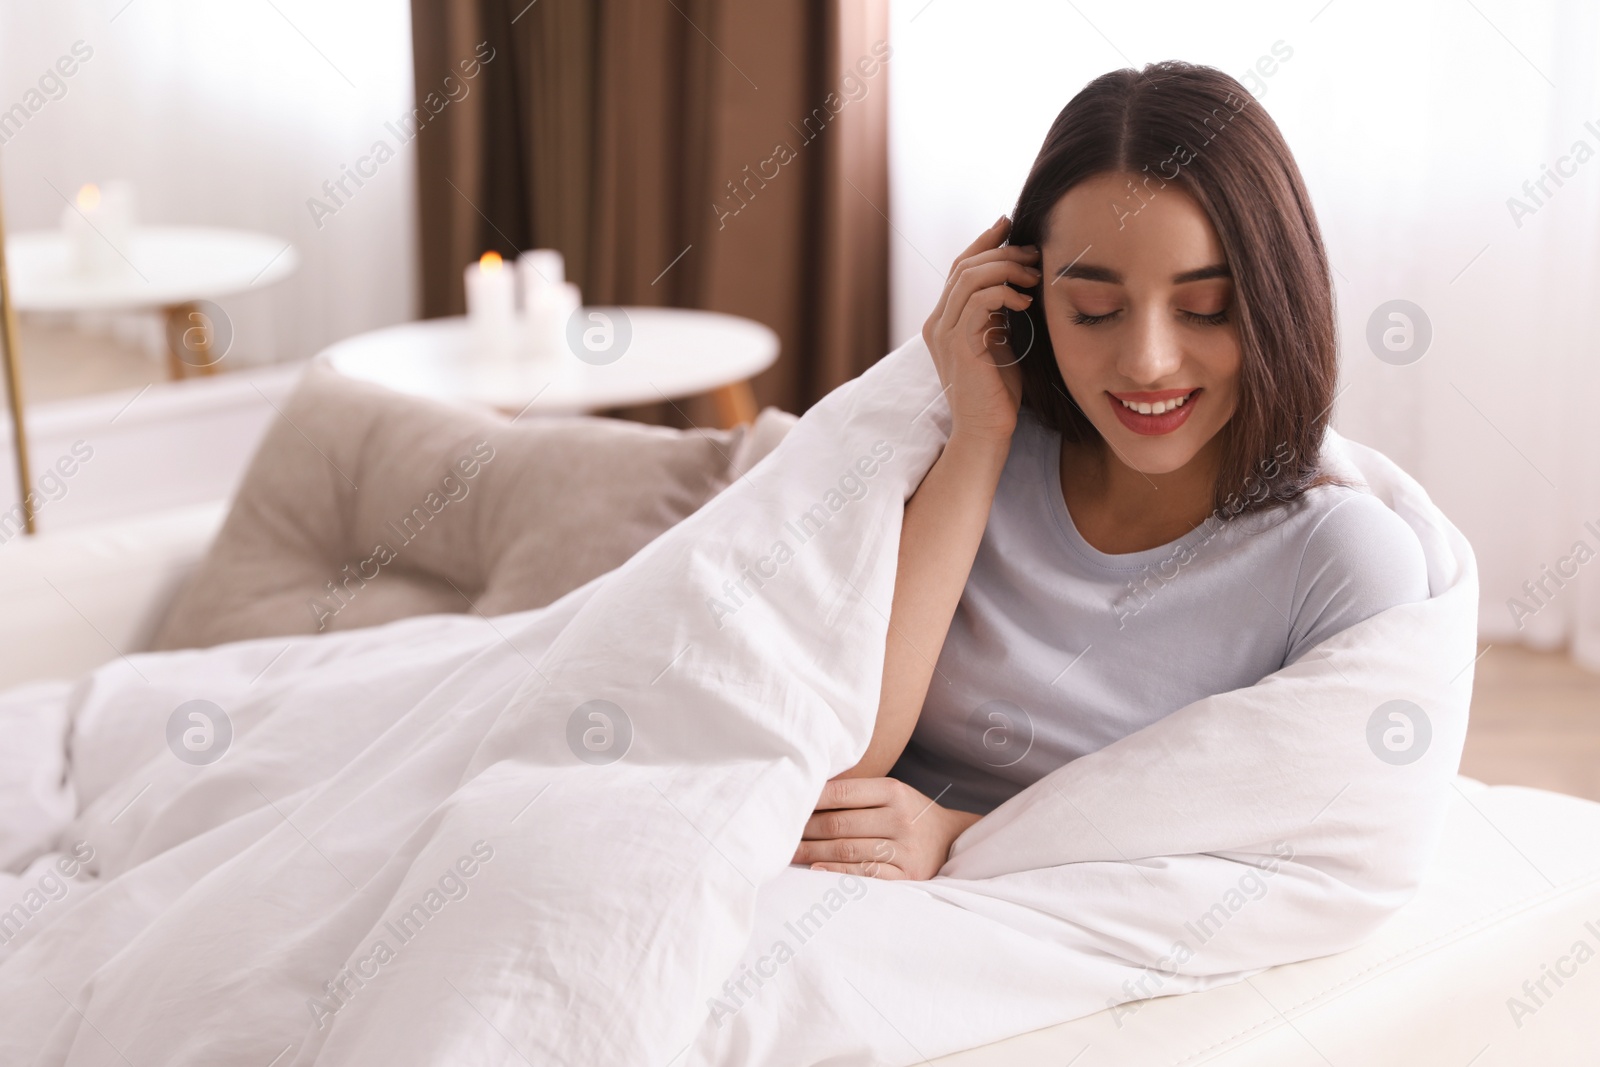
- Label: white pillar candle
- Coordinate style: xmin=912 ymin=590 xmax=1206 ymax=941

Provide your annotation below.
xmin=464 ymin=251 xmax=516 ymax=357
xmin=517 ymin=248 xmax=564 ymax=302
xmin=523 ymin=281 xmax=582 ymax=364
xmin=517 ymin=249 xmax=579 ymax=365
xmin=60 ymin=180 xmax=137 ymax=277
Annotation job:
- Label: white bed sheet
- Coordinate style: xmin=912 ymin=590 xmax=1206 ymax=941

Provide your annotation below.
xmin=931 ymin=779 xmax=1600 ymax=1065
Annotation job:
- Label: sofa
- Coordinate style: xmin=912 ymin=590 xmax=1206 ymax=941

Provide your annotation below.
xmin=2 ymin=365 xmax=1597 ymax=1064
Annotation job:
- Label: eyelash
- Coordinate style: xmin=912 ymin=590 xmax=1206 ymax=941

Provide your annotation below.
xmin=1069 ymin=309 xmax=1231 ymax=327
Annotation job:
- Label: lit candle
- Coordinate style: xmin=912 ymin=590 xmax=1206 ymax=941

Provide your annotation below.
xmin=60 ymin=180 xmax=136 ymax=277
xmin=464 ymin=251 xmax=516 ymax=356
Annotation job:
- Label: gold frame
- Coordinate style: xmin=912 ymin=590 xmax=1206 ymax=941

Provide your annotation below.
xmin=0 ymin=177 xmax=34 ymax=536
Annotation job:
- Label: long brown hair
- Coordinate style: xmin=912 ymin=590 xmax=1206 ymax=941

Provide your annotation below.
xmin=1006 ymin=61 xmax=1338 ymax=517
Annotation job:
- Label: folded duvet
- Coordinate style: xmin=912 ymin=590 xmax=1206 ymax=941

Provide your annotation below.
xmin=0 ymin=334 xmax=1477 ymax=1065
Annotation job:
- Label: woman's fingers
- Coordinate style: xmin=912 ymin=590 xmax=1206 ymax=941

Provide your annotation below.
xmin=935 ymin=254 xmax=1041 ymax=340
xmin=794 ymin=778 xmax=952 ymax=881
xmin=813 ymin=776 xmax=894 ymax=811
xmin=951 ymin=284 xmax=1035 ymax=365
xmin=801 ymin=847 xmax=911 ymax=880
xmin=957 ymin=282 xmax=1035 ymax=329
xmin=919 ymin=232 xmax=1039 ymax=436
xmin=792 ymin=836 xmax=892 ymax=867
xmin=800 ymin=804 xmax=898 ymax=841
xmin=940 ymin=243 xmax=1041 ymax=301
xmin=926 ymin=221 xmax=1034 ymax=331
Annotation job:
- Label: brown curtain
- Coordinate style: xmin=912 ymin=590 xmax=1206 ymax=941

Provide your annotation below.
xmin=408 ymin=0 xmax=891 ymax=421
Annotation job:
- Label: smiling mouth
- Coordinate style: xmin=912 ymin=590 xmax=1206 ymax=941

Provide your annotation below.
xmin=1106 ymin=389 xmax=1200 ymax=436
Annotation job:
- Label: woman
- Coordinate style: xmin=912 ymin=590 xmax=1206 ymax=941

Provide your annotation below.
xmin=793 ymin=61 xmax=1429 ymax=880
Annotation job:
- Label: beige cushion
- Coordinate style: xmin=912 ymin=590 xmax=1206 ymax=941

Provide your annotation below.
xmin=153 ymin=364 xmax=796 ymax=650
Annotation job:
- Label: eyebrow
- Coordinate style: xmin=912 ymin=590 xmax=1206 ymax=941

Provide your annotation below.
xmin=1053 ymin=262 xmax=1231 ymax=285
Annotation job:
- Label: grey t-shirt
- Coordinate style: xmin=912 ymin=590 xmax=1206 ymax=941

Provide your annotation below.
xmin=889 ymin=410 xmax=1431 ymax=815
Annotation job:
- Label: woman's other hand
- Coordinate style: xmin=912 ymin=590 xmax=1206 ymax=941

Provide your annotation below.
xmin=792 ymin=777 xmax=983 ymax=881
xmin=921 ymin=216 xmax=1038 ymax=443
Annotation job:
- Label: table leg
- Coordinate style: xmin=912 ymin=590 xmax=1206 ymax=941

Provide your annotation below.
xmin=710 ymin=381 xmax=758 ymax=428
xmin=164 ymin=302 xmax=219 ymax=378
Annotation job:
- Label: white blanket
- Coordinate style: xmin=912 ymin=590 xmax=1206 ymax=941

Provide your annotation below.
xmin=0 ymin=334 xmax=1478 ymax=1066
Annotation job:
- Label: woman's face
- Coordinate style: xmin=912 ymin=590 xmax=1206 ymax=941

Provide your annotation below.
xmin=1037 ymin=171 xmax=1242 ymax=476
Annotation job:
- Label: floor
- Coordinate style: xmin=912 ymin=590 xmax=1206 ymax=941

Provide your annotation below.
xmin=1461 ymin=643 xmax=1600 ymax=801
xmin=12 ymin=314 xmax=167 ymax=404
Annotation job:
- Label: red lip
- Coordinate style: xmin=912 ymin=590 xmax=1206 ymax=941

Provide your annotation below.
xmin=1107 ymin=389 xmax=1200 ymax=436
xmin=1108 ymin=388 xmax=1196 ymax=403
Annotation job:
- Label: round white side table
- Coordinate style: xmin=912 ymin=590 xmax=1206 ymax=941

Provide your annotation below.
xmin=5 ymin=226 xmax=299 ymax=378
xmin=317 ymin=307 xmax=779 ymax=427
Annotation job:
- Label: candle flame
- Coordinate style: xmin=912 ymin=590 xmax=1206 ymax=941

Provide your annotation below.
xmin=479 ymin=251 xmax=503 ymax=272
xmin=76 ymin=184 xmax=101 ymax=210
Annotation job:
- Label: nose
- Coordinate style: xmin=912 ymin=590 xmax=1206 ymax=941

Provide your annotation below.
xmin=1116 ymin=305 xmax=1185 ymax=386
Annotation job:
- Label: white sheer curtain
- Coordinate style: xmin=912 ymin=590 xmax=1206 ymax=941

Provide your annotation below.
xmin=0 ymin=0 xmax=417 ymax=363
xmin=887 ymin=0 xmax=1600 ymax=670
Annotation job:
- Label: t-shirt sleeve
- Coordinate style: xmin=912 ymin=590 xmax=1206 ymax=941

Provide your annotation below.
xmin=1284 ymin=491 xmax=1431 ymax=666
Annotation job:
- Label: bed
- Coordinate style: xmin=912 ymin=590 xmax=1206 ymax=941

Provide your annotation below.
xmin=2 ymin=359 xmax=1596 ymax=1064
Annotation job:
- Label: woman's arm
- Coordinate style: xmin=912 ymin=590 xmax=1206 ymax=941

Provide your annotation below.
xmin=835 ymin=215 xmax=1040 ymax=779
xmin=796 ymin=218 xmax=1038 ymax=880
xmin=835 ymin=431 xmax=1011 ymax=778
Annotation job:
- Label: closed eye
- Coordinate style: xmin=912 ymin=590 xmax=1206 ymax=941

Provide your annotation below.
xmin=1073 ymin=308 xmax=1229 ymax=327
xmin=1071 ymin=310 xmax=1119 ymax=326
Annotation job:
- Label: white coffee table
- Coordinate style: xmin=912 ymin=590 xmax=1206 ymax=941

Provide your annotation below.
xmin=5 ymin=226 xmax=299 ymax=378
xmin=317 ymin=307 xmax=780 ymax=427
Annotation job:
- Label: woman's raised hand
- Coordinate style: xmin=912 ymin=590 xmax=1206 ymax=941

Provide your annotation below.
xmin=921 ymin=216 xmax=1040 ymax=443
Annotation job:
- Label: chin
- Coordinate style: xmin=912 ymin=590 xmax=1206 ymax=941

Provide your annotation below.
xmin=1112 ymin=438 xmax=1207 ymax=476
xmin=1084 ymin=417 xmax=1224 ymax=478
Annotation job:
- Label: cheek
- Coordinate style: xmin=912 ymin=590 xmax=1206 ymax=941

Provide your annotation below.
xmin=1208 ymin=335 xmax=1244 ymax=392
xmin=1180 ymin=320 xmax=1242 ymax=387
xmin=1196 ymin=338 xmax=1244 ymax=425
xmin=1040 ymin=309 xmax=1101 ymax=386
xmin=1041 ymin=302 xmax=1105 ymax=360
